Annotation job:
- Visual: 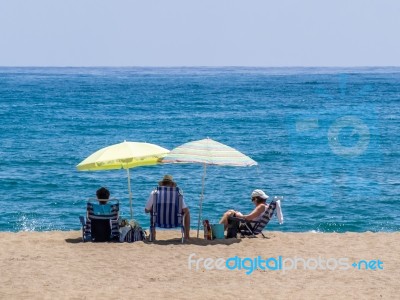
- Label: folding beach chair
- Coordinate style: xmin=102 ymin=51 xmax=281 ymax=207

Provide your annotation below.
xmin=228 ymin=200 xmax=279 ymax=238
xmin=149 ymin=186 xmax=187 ymax=243
xmin=79 ymin=199 xmax=120 ymax=242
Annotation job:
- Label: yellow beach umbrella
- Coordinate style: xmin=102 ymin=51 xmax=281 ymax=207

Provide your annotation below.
xmin=77 ymin=141 xmax=169 ymax=219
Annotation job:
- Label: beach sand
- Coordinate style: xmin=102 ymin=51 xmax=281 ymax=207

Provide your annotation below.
xmin=0 ymin=230 xmax=398 ymax=300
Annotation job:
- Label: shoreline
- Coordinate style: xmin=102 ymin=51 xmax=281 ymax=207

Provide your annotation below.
xmin=1 ymin=231 xmax=399 ymax=299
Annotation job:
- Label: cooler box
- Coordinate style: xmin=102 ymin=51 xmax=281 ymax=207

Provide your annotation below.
xmin=211 ymin=224 xmax=225 ymax=239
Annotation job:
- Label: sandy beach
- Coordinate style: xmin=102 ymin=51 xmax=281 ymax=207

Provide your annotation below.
xmin=0 ymin=230 xmax=398 ymax=300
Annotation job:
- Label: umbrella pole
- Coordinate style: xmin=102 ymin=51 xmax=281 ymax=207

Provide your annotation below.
xmin=197 ymin=164 xmax=207 ymax=238
xmin=127 ymin=168 xmax=133 ymax=220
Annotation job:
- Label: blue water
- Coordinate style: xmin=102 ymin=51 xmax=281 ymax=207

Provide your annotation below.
xmin=0 ymin=67 xmax=399 ymax=233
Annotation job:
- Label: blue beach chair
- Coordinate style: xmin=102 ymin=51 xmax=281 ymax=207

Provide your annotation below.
xmin=79 ymin=199 xmax=120 ymax=242
xmin=149 ymin=186 xmax=187 ymax=243
xmin=228 ymin=200 xmax=279 ymax=238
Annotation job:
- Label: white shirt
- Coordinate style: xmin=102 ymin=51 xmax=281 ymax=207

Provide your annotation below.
xmin=145 ymin=189 xmax=188 ymax=211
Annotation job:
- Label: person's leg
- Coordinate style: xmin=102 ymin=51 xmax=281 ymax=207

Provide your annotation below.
xmin=183 ymin=208 xmax=191 ymax=239
xmin=149 ymin=212 xmax=156 ymax=241
xmin=150 ymin=227 xmax=156 ymax=241
xmin=219 ymin=210 xmax=236 ymax=230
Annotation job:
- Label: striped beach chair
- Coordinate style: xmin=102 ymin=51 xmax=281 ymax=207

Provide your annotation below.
xmin=79 ymin=199 xmax=120 ymax=242
xmin=150 ymin=186 xmax=186 ymax=243
xmin=228 ymin=200 xmax=279 ymax=238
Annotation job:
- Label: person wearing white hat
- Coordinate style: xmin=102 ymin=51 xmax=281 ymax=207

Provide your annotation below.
xmin=219 ymin=189 xmax=270 ymax=230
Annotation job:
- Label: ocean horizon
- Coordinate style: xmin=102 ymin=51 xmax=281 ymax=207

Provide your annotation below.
xmin=1 ymin=67 xmax=399 ymax=233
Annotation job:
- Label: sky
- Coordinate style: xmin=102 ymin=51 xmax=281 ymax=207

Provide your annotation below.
xmin=0 ymin=0 xmax=399 ymax=67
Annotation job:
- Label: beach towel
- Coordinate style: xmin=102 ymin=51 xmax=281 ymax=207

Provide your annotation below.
xmin=275 ymin=200 xmax=284 ymax=224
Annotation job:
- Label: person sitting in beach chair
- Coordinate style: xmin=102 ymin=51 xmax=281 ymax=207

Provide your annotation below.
xmin=145 ymin=175 xmax=190 ymax=242
xmin=219 ymin=189 xmax=282 ymax=238
xmin=79 ymin=187 xmax=120 ymax=242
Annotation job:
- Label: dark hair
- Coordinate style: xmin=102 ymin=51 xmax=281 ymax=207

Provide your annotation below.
xmin=159 ymin=180 xmax=176 ymax=187
xmin=96 ymin=187 xmax=110 ymax=201
xmin=253 ymin=196 xmax=266 ymax=205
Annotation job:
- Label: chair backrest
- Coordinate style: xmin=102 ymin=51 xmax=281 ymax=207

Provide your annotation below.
xmin=85 ymin=200 xmax=119 ymax=242
xmin=151 ymin=186 xmax=183 ymax=228
xmin=249 ymin=201 xmax=277 ymax=234
xmin=87 ymin=200 xmax=119 ymax=220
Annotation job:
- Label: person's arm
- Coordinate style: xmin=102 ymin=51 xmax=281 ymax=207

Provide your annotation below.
xmin=242 ymin=205 xmax=264 ymax=221
xmin=234 ymin=211 xmax=244 ymax=218
xmin=144 ymin=192 xmax=154 ymax=213
xmin=181 ymin=196 xmax=188 ymax=211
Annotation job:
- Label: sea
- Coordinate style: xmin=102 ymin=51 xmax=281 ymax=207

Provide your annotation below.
xmin=0 ymin=67 xmax=399 ymax=233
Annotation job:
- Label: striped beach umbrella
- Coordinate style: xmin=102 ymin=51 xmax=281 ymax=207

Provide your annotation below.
xmin=161 ymin=138 xmax=258 ymax=237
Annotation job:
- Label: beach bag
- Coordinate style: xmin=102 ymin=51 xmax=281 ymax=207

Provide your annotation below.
xmin=124 ymin=226 xmax=147 ymax=243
